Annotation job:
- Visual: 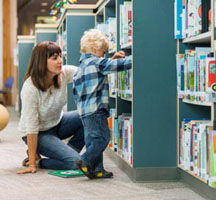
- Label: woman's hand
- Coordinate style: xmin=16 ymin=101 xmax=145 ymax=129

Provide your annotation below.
xmin=16 ymin=165 xmax=37 ymax=174
xmin=111 ymin=51 xmax=125 ymax=59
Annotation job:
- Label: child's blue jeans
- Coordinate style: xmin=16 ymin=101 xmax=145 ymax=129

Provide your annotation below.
xmin=81 ymin=109 xmax=110 ymax=172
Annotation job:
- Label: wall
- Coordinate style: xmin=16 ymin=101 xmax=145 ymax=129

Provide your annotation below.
xmin=10 ymin=0 xmax=18 ymax=105
xmin=0 ymin=0 xmax=2 ymax=88
xmin=2 ymin=0 xmax=17 ymax=105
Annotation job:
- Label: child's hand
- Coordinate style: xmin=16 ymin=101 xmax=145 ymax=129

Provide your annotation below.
xmin=111 ymin=51 xmax=125 ymax=59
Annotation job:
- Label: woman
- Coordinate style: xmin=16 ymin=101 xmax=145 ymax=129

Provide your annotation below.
xmin=17 ymin=41 xmax=85 ymax=174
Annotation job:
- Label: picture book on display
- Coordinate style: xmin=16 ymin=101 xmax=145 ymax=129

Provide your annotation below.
xmin=48 ymin=170 xmax=84 ymax=178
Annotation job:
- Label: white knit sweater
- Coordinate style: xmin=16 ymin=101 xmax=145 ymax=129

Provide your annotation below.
xmin=18 ymin=65 xmax=77 ymax=136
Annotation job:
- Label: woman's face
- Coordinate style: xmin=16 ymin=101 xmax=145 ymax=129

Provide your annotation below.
xmin=47 ymin=53 xmax=62 ymax=76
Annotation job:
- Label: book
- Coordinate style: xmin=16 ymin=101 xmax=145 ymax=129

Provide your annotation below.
xmin=174 ymin=0 xmax=183 ymax=39
xmin=206 ymin=58 xmax=216 ymax=93
xmin=201 ymin=0 xmax=210 ymax=33
xmin=48 ymin=170 xmax=84 ymax=178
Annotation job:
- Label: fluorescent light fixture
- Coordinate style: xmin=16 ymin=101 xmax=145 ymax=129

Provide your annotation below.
xmin=40 ymin=9 xmax=46 ymax=13
xmin=41 ymin=2 xmax=48 ymax=6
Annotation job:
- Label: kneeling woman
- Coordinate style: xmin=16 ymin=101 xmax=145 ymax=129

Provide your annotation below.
xmin=17 ymin=41 xmax=84 ymax=174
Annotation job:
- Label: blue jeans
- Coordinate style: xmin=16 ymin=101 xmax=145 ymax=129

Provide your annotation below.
xmin=22 ymin=111 xmax=84 ymax=170
xmin=81 ymin=109 xmax=110 ymax=172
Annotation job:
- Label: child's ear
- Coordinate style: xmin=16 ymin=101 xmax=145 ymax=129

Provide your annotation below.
xmin=91 ymin=47 xmax=96 ymax=53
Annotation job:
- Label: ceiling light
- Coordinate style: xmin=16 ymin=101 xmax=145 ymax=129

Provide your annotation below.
xmin=40 ymin=9 xmax=46 ymax=13
xmin=41 ymin=2 xmax=48 ymax=6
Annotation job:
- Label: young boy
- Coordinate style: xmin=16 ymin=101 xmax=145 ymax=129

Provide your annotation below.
xmin=73 ymin=29 xmax=132 ymax=179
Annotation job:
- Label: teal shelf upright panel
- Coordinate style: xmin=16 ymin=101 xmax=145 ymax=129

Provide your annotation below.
xmin=132 ymin=0 xmax=177 ymax=168
xmin=66 ymin=15 xmax=95 ymax=111
xmin=104 ymin=0 xmax=116 ymax=109
xmin=115 ymin=0 xmax=132 ymax=116
xmin=104 ymin=0 xmax=115 ymax=21
xmin=175 ymin=0 xmax=216 ymax=198
xmin=17 ymin=36 xmax=35 ymax=112
xmin=35 ymin=24 xmax=58 ymax=44
xmin=36 ymin=33 xmax=57 ymax=44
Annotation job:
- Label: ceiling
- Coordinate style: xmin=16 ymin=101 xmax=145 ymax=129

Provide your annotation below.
xmin=18 ymin=0 xmax=99 ymax=15
xmin=17 ymin=0 xmax=99 ymax=35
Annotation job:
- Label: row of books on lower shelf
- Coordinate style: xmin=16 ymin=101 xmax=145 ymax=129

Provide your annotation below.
xmin=176 ymin=47 xmax=216 ymax=103
xmin=107 ymin=109 xmax=133 ymax=165
xmin=179 ymin=119 xmax=216 ymax=188
xmin=108 ymin=69 xmax=132 ymax=100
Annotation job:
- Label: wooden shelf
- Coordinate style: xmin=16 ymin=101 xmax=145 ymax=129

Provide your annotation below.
xmin=118 ymin=89 xmax=132 ymax=101
xmin=106 ymin=147 xmax=133 ymax=167
xmin=120 ymin=96 xmax=132 ymax=101
xmin=121 ymin=43 xmax=132 ymax=49
xmin=109 ymin=94 xmax=117 ymax=98
xmin=178 ymin=166 xmax=208 ymax=184
xmin=182 ymin=32 xmax=211 ymax=43
xmin=17 ymin=35 xmax=35 ymax=43
xmin=182 ymin=99 xmax=212 ymax=107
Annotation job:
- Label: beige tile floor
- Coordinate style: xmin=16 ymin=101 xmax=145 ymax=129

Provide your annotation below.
xmin=0 ymin=106 xmax=210 ymax=200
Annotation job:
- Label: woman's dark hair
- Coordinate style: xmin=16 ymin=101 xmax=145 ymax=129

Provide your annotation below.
xmin=24 ymin=41 xmax=62 ymax=91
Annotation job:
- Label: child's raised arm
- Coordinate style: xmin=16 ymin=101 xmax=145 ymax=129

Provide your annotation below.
xmin=111 ymin=51 xmax=125 ymax=59
xmin=97 ymin=55 xmax=132 ymax=75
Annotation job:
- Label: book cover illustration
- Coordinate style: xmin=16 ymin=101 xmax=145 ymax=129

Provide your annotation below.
xmin=48 ymin=170 xmax=84 ymax=178
xmin=206 ymin=58 xmax=216 ymax=93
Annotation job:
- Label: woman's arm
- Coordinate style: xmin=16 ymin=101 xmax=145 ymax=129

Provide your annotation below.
xmin=27 ymin=134 xmax=38 ymax=166
xmin=17 ymin=80 xmax=40 ymax=174
xmin=17 ymin=134 xmax=38 ymax=174
xmin=62 ymin=65 xmax=78 ymax=83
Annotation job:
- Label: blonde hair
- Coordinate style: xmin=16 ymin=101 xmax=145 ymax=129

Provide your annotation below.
xmin=80 ymin=29 xmax=109 ymax=54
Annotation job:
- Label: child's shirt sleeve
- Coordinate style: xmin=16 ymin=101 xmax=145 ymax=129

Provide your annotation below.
xmin=97 ymin=55 xmax=132 ymax=75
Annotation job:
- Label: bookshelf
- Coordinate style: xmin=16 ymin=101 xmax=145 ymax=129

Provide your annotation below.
xmin=35 ymin=24 xmax=58 ymax=44
xmin=56 ymin=6 xmax=96 ymax=111
xmin=15 ymin=0 xmax=216 ymax=198
xmin=52 ymin=0 xmax=176 ymax=177
xmin=175 ymin=0 xmax=216 ymax=199
xmin=17 ymin=36 xmax=35 ymax=112
xmin=17 ymin=24 xmax=58 ymax=112
xmin=93 ymin=0 xmax=178 ymax=181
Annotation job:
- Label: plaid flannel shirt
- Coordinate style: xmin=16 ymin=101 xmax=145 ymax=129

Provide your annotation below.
xmin=73 ymin=54 xmax=132 ymax=117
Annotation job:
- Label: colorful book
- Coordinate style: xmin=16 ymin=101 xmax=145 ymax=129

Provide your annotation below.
xmin=206 ymin=58 xmax=216 ymax=93
xmin=48 ymin=170 xmax=84 ymax=178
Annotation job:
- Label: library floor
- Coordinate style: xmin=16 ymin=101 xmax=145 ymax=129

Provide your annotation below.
xmin=0 ymin=106 xmax=209 ymax=200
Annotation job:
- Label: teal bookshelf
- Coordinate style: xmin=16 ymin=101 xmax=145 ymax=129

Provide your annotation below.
xmin=132 ymin=0 xmax=177 ymax=169
xmin=58 ymin=0 xmax=177 ymax=181
xmin=35 ymin=24 xmax=58 ymax=44
xmin=18 ymin=24 xmax=58 ymax=112
xmin=57 ymin=6 xmax=96 ymax=111
xmin=92 ymin=0 xmax=178 ymax=181
xmin=175 ymin=0 xmax=216 ymax=199
xmin=15 ymin=0 xmax=215 ymax=198
xmin=17 ymin=36 xmax=35 ymax=112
